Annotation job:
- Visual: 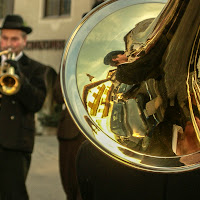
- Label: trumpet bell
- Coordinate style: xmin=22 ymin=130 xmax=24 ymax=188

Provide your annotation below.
xmin=61 ymin=0 xmax=200 ymax=172
xmin=0 ymin=73 xmax=20 ymax=95
xmin=0 ymin=49 xmax=20 ymax=95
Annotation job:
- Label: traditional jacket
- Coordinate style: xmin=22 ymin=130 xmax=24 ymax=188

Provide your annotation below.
xmin=0 ymin=53 xmax=47 ymax=153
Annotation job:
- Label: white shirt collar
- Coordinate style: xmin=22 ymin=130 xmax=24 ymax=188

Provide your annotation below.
xmin=1 ymin=51 xmax=23 ymax=65
xmin=15 ymin=51 xmax=23 ymax=61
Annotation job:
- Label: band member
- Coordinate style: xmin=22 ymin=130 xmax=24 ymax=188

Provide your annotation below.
xmin=0 ymin=15 xmax=47 ymax=199
xmin=53 ymin=73 xmax=85 ymax=200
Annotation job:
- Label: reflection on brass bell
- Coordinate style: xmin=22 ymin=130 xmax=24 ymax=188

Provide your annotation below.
xmin=60 ymin=0 xmax=200 ymax=173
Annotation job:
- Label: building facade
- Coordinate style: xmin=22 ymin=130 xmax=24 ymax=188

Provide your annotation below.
xmin=0 ymin=0 xmax=97 ymax=72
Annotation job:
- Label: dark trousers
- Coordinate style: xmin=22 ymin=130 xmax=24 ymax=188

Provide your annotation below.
xmin=77 ymin=141 xmax=200 ymax=200
xmin=0 ymin=147 xmax=31 ymax=200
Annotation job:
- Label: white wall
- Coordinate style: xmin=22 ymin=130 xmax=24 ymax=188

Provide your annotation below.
xmin=14 ymin=0 xmax=93 ymax=40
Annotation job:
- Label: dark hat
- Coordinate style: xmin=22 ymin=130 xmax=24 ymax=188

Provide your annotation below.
xmin=0 ymin=15 xmax=32 ymax=34
xmin=104 ymin=50 xmax=125 ymax=65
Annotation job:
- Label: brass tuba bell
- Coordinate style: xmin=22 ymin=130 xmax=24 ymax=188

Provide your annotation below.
xmin=61 ymin=0 xmax=200 ymax=173
xmin=0 ymin=48 xmax=21 ymax=95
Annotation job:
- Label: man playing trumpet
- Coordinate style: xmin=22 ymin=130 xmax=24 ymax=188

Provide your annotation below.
xmin=0 ymin=15 xmax=47 ymax=199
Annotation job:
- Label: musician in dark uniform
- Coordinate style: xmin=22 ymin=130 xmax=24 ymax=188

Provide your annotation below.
xmin=0 ymin=15 xmax=47 ymax=199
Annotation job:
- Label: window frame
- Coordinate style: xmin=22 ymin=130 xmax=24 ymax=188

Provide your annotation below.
xmin=0 ymin=0 xmax=14 ymax=19
xmin=44 ymin=0 xmax=71 ymax=18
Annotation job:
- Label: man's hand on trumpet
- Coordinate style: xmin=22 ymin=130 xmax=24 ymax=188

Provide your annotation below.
xmin=5 ymin=59 xmax=24 ymax=80
xmin=5 ymin=59 xmax=20 ymax=74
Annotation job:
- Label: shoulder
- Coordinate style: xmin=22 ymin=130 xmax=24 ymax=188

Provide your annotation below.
xmin=117 ymin=62 xmax=131 ymax=70
xmin=20 ymin=53 xmax=48 ymax=69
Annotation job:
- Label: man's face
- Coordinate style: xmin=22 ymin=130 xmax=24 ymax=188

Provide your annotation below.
xmin=0 ymin=29 xmax=27 ymax=55
xmin=112 ymin=54 xmax=128 ymax=66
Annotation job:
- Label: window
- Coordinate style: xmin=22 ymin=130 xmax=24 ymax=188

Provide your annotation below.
xmin=0 ymin=0 xmax=14 ymax=19
xmin=45 ymin=0 xmax=71 ymax=17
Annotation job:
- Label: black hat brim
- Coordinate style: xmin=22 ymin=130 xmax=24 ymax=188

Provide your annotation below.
xmin=0 ymin=26 xmax=32 ymax=34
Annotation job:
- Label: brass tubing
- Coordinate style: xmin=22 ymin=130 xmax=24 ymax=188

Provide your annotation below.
xmin=0 ymin=48 xmax=12 ymax=56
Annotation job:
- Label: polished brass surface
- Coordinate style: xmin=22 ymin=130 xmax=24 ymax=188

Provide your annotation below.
xmin=0 ymin=49 xmax=21 ymax=95
xmin=61 ymin=0 xmax=200 ymax=172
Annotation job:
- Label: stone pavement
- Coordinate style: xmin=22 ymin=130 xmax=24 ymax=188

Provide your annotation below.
xmin=26 ymin=135 xmax=66 ymax=200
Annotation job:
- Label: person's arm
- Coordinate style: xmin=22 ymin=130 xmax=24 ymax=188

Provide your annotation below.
xmin=53 ymin=72 xmax=64 ymax=104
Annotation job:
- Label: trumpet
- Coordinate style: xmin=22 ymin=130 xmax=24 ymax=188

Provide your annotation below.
xmin=0 ymin=48 xmax=21 ymax=95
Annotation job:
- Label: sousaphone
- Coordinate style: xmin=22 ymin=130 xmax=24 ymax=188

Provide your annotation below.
xmin=60 ymin=0 xmax=200 ymax=173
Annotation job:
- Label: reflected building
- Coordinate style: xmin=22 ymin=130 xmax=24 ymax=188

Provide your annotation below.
xmin=82 ymin=78 xmax=113 ymax=119
xmin=82 ymin=69 xmax=121 ymax=141
xmin=82 ymin=69 xmax=151 ymax=151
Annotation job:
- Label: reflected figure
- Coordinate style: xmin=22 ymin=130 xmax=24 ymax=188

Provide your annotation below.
xmin=104 ymin=50 xmax=128 ymax=67
xmin=102 ymin=18 xmax=167 ymax=151
xmin=107 ymin=0 xmax=200 ymax=158
xmin=124 ymin=18 xmax=155 ymax=62
xmin=115 ymin=33 xmax=166 ymax=85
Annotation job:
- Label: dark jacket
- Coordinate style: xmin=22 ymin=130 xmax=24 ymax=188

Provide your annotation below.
xmin=0 ymin=53 xmax=47 ymax=153
xmin=53 ymin=74 xmax=80 ymax=140
xmin=116 ymin=34 xmax=168 ymax=85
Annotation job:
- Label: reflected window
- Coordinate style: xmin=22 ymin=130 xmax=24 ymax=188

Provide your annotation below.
xmin=0 ymin=0 xmax=14 ymax=19
xmin=45 ymin=0 xmax=71 ymax=17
